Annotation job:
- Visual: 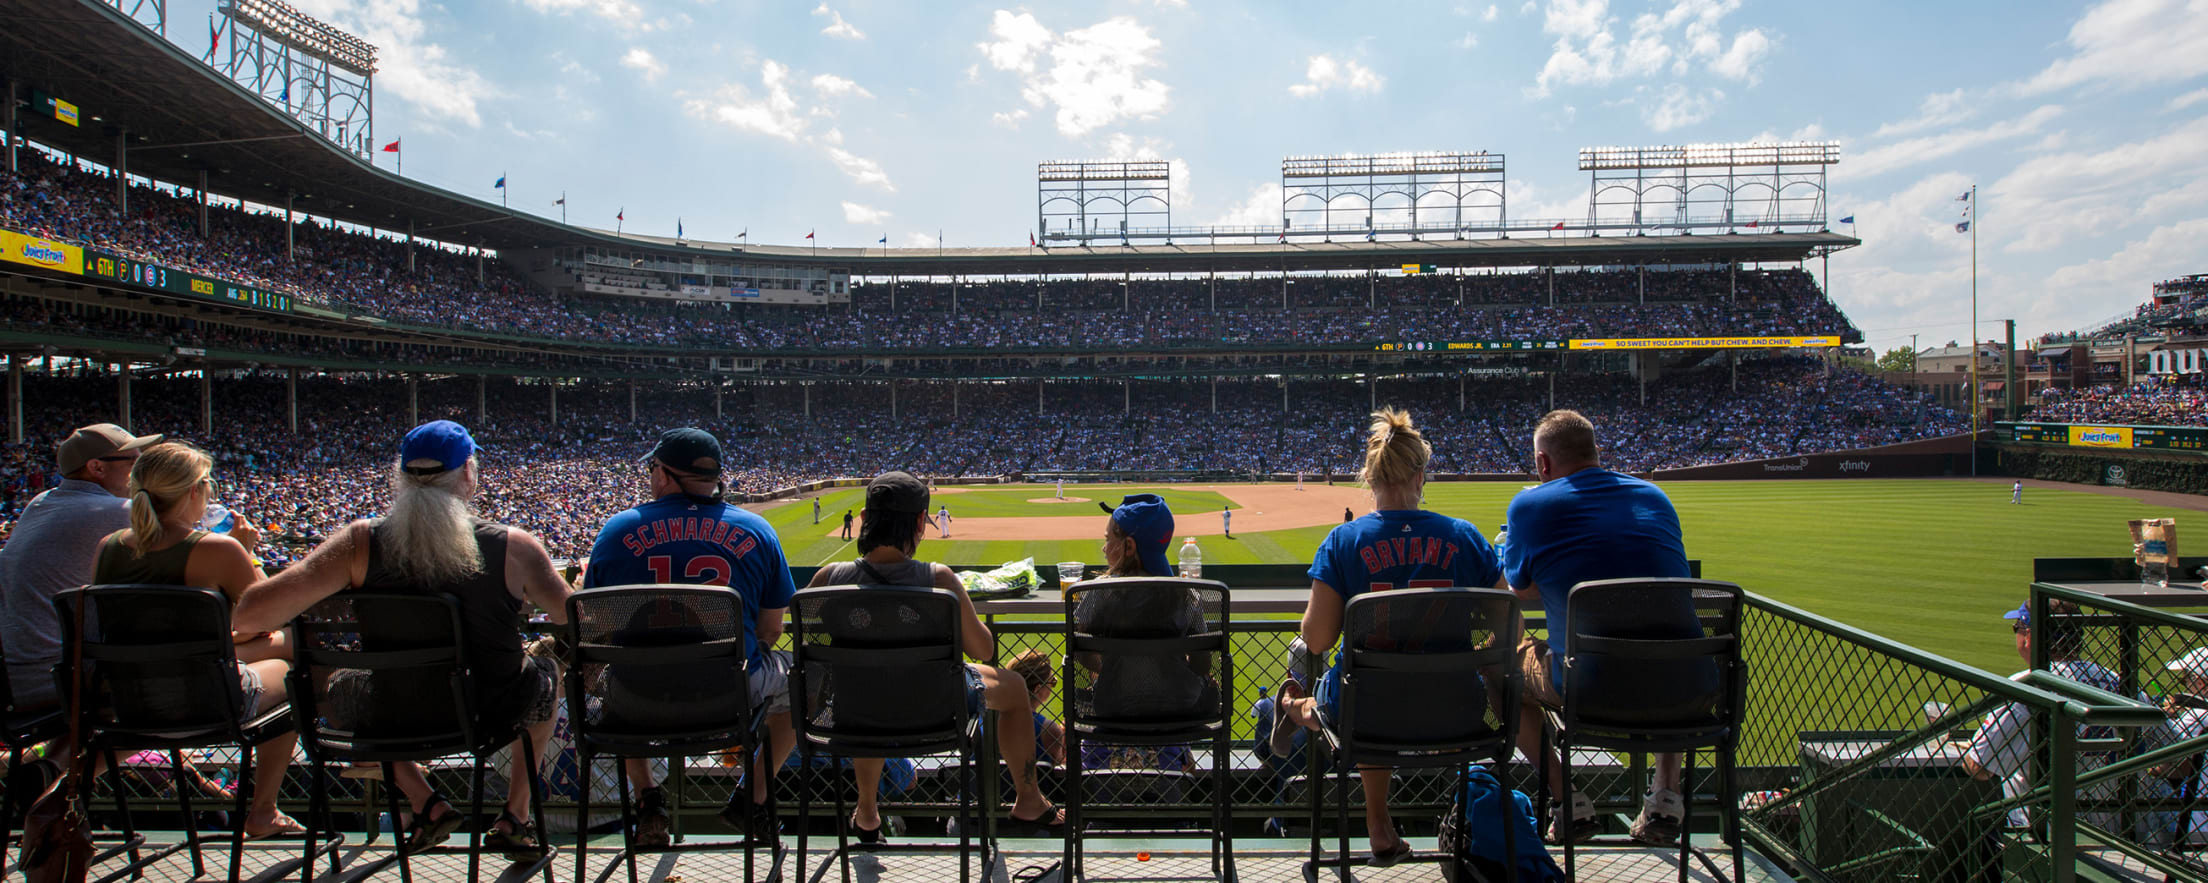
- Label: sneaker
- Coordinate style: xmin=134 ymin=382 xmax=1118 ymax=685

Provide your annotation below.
xmin=1630 ymin=788 xmax=1685 ymax=846
xmin=634 ymin=787 xmax=671 ymax=849
xmin=1547 ymin=791 xmax=1599 ymax=845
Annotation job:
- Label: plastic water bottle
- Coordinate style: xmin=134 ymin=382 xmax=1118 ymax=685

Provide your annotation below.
xmin=1177 ymin=538 xmax=1202 ymax=578
xmin=198 ymin=503 xmax=235 ymax=534
xmin=1493 ymin=524 xmax=1509 ymax=553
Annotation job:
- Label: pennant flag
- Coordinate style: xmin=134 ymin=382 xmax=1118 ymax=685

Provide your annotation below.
xmin=1956 ymin=221 xmax=1971 ymax=233
xmin=553 ymin=196 xmax=565 ymax=206
xmin=1030 ymin=232 xmax=1038 ymax=247
xmin=494 ymin=175 xmax=506 ymax=189
xmin=805 ymin=230 xmax=815 ymax=240
xmin=678 ymin=219 xmax=684 ymax=238
xmin=1745 ymin=220 xmax=1758 ymax=229
xmin=1550 ymin=221 xmax=1565 ymax=231
xmin=1276 ymin=230 xmax=1286 ymax=243
xmin=1957 ymin=191 xmax=1971 ymax=202
xmin=382 ymin=139 xmax=400 ymax=152
xmin=878 ymin=234 xmax=887 ymax=245
xmin=617 ymin=209 xmax=625 ymax=222
xmin=738 ymin=229 xmax=748 ymax=240
xmin=1838 ymin=215 xmax=1854 ymax=224
xmin=279 ymin=85 xmax=290 ymax=102
xmin=210 ymin=19 xmax=220 ymax=55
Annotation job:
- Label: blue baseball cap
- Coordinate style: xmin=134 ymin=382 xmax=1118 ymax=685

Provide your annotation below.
xmin=2002 ymin=603 xmax=2031 ymax=626
xmin=1101 ymin=493 xmax=1175 ymax=577
xmin=400 ymin=420 xmax=478 ymax=475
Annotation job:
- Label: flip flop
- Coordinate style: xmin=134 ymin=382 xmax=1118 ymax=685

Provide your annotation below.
xmin=849 ymin=813 xmax=886 ymax=845
xmin=1366 ymin=840 xmax=1414 ymax=868
xmin=243 ymin=809 xmax=309 ymax=841
xmin=1271 ymin=678 xmax=1310 ymax=756
xmin=1007 ymin=805 xmax=1067 ymax=834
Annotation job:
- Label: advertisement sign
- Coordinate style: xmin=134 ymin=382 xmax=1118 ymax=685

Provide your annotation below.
xmin=2067 ymin=426 xmax=2136 ymax=449
xmin=1570 ymin=335 xmax=1843 ymax=350
xmin=0 ymin=230 xmax=85 ymax=275
xmin=2001 ymin=422 xmax=2208 ymax=452
xmin=1375 ymin=340 xmax=1566 ymax=352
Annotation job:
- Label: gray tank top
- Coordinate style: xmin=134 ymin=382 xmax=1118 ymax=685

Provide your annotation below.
xmin=815 ymin=557 xmax=937 ymax=588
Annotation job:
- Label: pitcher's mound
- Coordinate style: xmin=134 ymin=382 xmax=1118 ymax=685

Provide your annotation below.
xmin=1029 ymin=496 xmax=1092 ymax=504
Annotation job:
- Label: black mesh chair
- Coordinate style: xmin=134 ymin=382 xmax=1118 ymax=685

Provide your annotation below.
xmin=566 ymin=585 xmax=782 ymax=883
xmin=55 ymin=584 xmax=337 ymax=883
xmin=1 ymin=619 xmax=71 ymax=876
xmin=1301 ymin=587 xmax=1522 ymax=883
xmin=791 ymin=584 xmax=994 ymax=883
xmin=1546 ymin=578 xmax=1746 ymax=883
xmin=1061 ymin=577 xmax=1234 ymax=883
xmin=288 ymin=591 xmax=556 ymax=883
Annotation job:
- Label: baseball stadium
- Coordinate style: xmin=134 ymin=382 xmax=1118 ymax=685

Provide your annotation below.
xmin=2 ymin=2 xmax=2207 ymax=882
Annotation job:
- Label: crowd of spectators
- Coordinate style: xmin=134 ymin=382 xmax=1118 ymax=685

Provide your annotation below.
xmin=2031 ymin=378 xmax=2208 ymax=427
xmin=3 ymin=154 xmax=1856 ymax=352
xmin=0 ymin=358 xmax=1962 ymax=566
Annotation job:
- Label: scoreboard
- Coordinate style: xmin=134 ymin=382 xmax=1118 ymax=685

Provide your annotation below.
xmin=2001 ymin=422 xmax=2208 ymax=452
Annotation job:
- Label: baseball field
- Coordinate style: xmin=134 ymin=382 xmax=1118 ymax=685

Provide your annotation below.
xmin=758 ymin=477 xmax=2208 ymax=677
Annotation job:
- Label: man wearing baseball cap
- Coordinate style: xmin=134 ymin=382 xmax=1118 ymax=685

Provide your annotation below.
xmin=1961 ymin=599 xmax=2125 ymax=830
xmin=582 ymin=427 xmax=798 ymax=845
xmin=1 ymin=422 xmax=161 ymax=712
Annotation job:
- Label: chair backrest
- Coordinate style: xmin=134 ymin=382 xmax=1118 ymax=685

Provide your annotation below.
xmin=53 ymin=584 xmax=249 ymax=740
xmin=567 ymin=585 xmax=750 ymax=750
xmin=1337 ymin=587 xmax=1518 ymax=751
xmin=1063 ymin=577 xmax=1229 ymax=732
xmin=792 ymin=584 xmax=968 ymax=751
xmin=1562 ymin=578 xmax=1743 ymax=735
xmin=288 ymin=591 xmax=480 ymax=759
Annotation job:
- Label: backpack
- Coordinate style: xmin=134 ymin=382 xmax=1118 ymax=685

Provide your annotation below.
xmin=1437 ymin=765 xmax=1566 ymax=883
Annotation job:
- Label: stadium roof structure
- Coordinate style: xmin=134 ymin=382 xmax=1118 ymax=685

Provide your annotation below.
xmin=4 ymin=0 xmax=1859 ymax=274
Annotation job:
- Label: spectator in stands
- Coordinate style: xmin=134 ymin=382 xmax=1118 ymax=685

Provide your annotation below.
xmin=803 ymin=471 xmax=1063 ymax=840
xmin=235 ymin=420 xmax=574 ymax=861
xmin=1 ymin=423 xmax=160 ymax=713
xmin=1005 ymin=650 xmax=1067 ymax=767
xmin=1962 ymin=600 xmax=2125 ymax=831
xmin=1271 ymin=408 xmax=1507 ymax=867
xmin=91 ymin=441 xmax=303 ymax=837
xmin=1071 ymin=495 xmax=1206 ymax=779
xmin=1502 ymin=409 xmax=1702 ymax=846
xmin=580 ymin=428 xmax=798 ymax=844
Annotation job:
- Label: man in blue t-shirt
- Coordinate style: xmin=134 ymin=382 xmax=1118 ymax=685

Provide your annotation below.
xmin=1502 ymin=409 xmax=1697 ymax=846
xmin=583 ymin=427 xmax=797 ymax=845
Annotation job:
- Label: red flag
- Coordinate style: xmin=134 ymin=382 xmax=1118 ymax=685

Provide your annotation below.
xmin=616 ymin=209 xmax=624 ymax=221
xmin=1745 ymin=220 xmax=1759 ymax=229
xmin=381 ymin=139 xmax=400 ymax=152
xmin=1029 ymin=232 xmax=1035 ymax=247
xmin=1550 ymin=221 xmax=1564 ymax=231
xmin=210 ymin=20 xmax=220 ymax=55
xmin=805 ymin=230 xmax=815 ymax=240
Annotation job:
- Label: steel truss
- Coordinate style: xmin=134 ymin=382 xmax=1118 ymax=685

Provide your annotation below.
xmin=1037 ymin=160 xmax=1173 ymax=245
xmin=1281 ymin=151 xmax=1505 ymax=242
xmin=1581 ymin=142 xmax=1837 ymax=234
xmin=102 ymin=0 xmax=167 ymax=34
xmin=210 ymin=0 xmax=376 ymax=160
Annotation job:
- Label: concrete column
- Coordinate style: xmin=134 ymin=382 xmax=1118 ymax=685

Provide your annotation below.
xmin=197 ymin=170 xmax=210 ymax=238
xmin=1037 ymin=381 xmax=1044 ymax=417
xmin=890 ymin=381 xmax=897 ymax=419
xmin=1548 ymin=364 xmax=1556 ymax=411
xmin=1638 ymin=353 xmax=1647 ymax=406
xmin=408 ymin=374 xmax=419 ymax=426
xmin=1369 ymin=377 xmax=1377 ymax=409
xmin=4 ymin=79 xmax=16 ymax=173
xmin=628 ymin=381 xmax=637 ymax=422
xmin=115 ymin=132 xmax=128 ymax=213
xmin=1731 ymin=351 xmax=1738 ymax=392
xmin=803 ymin=384 xmax=810 ymax=418
xmin=116 ymin=363 xmax=131 ymax=429
xmin=7 ymin=356 xmax=21 ymax=444
xmin=550 ymin=383 xmax=559 ymax=424
xmin=1547 ymin=267 xmax=1555 ymax=306
xmin=953 ymin=384 xmax=960 ymax=421
xmin=1459 ymin=375 xmax=1465 ymax=412
xmin=1368 ymin=271 xmax=1376 ymax=309
xmin=1729 ymin=263 xmax=1736 ymax=302
xmin=476 ymin=247 xmax=485 ymax=286
xmin=1281 ymin=379 xmax=1288 ymax=414
xmin=478 ymin=374 xmax=488 ymax=421
xmin=407 ymin=219 xmax=416 ymax=272
xmin=284 ymin=193 xmax=295 ymax=262
xmin=200 ymin=370 xmax=212 ymax=436
xmin=1210 ymin=378 xmax=1217 ymax=414
xmin=715 ymin=382 xmax=723 ymax=419
xmin=286 ymin=368 xmax=298 ymax=434
xmin=1123 ymin=381 xmax=1130 ymax=416
xmin=1638 ymin=265 xmax=1646 ymax=306
xmin=1208 ymin=274 xmax=1216 ymax=311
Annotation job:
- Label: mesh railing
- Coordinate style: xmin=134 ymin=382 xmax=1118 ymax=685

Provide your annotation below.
xmin=2032 ymin=583 xmax=2208 ymax=881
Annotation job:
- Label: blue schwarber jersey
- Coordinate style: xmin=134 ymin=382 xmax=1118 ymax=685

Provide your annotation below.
xmin=584 ymin=496 xmax=796 ymax=667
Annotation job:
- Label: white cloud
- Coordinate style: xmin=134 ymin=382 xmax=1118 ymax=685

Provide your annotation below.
xmin=1483 ymin=3 xmax=1500 ymax=20
xmin=1288 ymin=54 xmax=1384 ymax=97
xmin=1991 ymin=114 xmax=2208 ymax=253
xmin=810 ymin=73 xmax=873 ymax=99
xmin=683 ymin=59 xmax=807 ymax=141
xmin=285 ymin=0 xmax=495 ymax=127
xmin=1098 ymin=132 xmax=1191 ymax=207
xmin=977 ymin=11 xmax=1172 ymax=137
xmin=1639 ymin=84 xmax=1722 ymax=131
xmin=2018 ymin=0 xmax=2208 ymax=96
xmin=826 ymin=146 xmax=895 ymax=191
xmin=813 ymin=3 xmax=867 ymax=40
xmin=1456 ymin=32 xmax=1478 ymax=49
xmin=1210 ymin=182 xmax=1283 ymax=228
xmin=991 ymin=109 xmax=1030 ymax=128
xmin=620 ymin=47 xmax=665 ymax=83
xmin=901 ymin=232 xmax=937 ymax=248
xmin=1871 ymin=89 xmax=1973 ymax=139
xmin=1848 ymin=105 xmax=2063 ymax=180
xmin=519 ymin=0 xmax=644 ymax=27
xmin=2169 ymin=88 xmax=2208 ymax=111
xmin=841 ymin=201 xmax=891 ymax=225
xmin=1530 ymin=0 xmax=1773 ymax=97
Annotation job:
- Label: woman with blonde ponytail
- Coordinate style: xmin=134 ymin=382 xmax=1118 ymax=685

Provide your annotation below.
xmin=1269 ymin=408 xmax=1510 ymax=867
xmin=91 ymin=441 xmax=306 ymax=838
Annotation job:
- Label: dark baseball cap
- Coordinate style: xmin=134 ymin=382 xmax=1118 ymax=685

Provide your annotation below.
xmin=866 ymin=471 xmax=930 ymax=513
xmin=645 ymin=427 xmax=723 ymax=477
xmin=399 ymin=420 xmax=477 ymax=475
xmin=1101 ymin=493 xmax=1175 ymax=577
xmin=57 ymin=423 xmax=162 ymax=474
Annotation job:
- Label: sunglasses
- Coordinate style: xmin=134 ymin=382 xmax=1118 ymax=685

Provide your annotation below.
xmin=96 ymin=455 xmax=137 ymax=463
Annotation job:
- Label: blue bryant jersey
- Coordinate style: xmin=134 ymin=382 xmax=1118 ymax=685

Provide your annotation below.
xmin=584 ymin=496 xmax=796 ymax=666
xmin=1308 ymin=509 xmax=1502 ymax=602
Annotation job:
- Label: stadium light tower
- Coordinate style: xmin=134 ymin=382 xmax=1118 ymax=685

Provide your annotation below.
xmin=210 ymin=0 xmax=378 ymax=160
xmin=1579 ymin=141 xmax=1838 ymax=234
xmin=1280 ymin=151 xmax=1505 ymax=242
xmin=100 ymin=0 xmax=168 ymax=34
xmin=1037 ymin=160 xmax=1173 ymax=246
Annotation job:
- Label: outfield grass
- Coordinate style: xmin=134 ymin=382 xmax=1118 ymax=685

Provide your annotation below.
xmin=759 ymin=479 xmax=2197 ymax=677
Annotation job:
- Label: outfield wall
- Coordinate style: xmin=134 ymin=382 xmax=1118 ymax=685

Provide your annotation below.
xmin=1645 ymin=434 xmax=1974 ymax=480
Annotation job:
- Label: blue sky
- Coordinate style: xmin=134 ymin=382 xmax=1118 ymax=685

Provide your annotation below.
xmin=155 ymin=0 xmax=2208 ymax=356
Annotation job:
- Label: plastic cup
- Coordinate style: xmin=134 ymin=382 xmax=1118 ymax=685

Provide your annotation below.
xmin=1057 ymin=561 xmax=1085 ymax=590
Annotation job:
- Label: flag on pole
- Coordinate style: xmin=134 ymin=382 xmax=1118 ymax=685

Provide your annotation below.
xmin=1550 ymin=221 xmax=1565 ymax=231
xmin=805 ymin=230 xmax=815 ymax=240
xmin=1745 ymin=220 xmax=1758 ymax=229
xmin=382 ymin=139 xmax=400 ymax=152
xmin=1956 ymin=221 xmax=1971 ymax=233
xmin=1029 ymin=232 xmax=1037 ymax=247
xmin=878 ymin=234 xmax=887 ymax=245
xmin=738 ymin=229 xmax=748 ymax=241
xmin=1956 ymin=192 xmax=1972 ymax=202
xmin=553 ymin=196 xmax=565 ymax=206
xmin=210 ymin=19 xmax=220 ymax=55
xmin=678 ymin=219 xmax=685 ymax=239
xmin=1838 ymin=215 xmax=1854 ymax=224
xmin=279 ymin=84 xmax=289 ymax=102
xmin=494 ymin=175 xmax=505 ymax=189
xmin=617 ymin=209 xmax=624 ymax=222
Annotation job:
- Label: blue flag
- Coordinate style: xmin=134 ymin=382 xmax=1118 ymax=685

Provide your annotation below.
xmin=678 ymin=218 xmax=684 ymax=238
xmin=878 ymin=234 xmax=888 ymax=244
xmin=1838 ymin=215 xmax=1854 ymax=224
xmin=494 ymin=175 xmax=506 ymax=189
xmin=1956 ymin=221 xmax=1970 ymax=233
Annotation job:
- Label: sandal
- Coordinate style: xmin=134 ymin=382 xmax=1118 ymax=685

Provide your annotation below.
xmin=1007 ymin=804 xmax=1067 ymax=835
xmin=483 ymin=810 xmax=544 ymax=864
xmin=1366 ymin=839 xmax=1413 ymax=868
xmin=849 ymin=813 xmax=885 ymax=845
xmin=401 ymin=791 xmax=463 ymax=856
xmin=244 ymin=809 xmax=309 ymax=841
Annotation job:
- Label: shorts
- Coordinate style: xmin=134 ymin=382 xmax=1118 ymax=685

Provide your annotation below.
xmin=235 ymin=662 xmax=267 ymax=721
xmin=965 ymin=665 xmax=988 ymax=721
xmin=749 ymin=649 xmax=793 ymax=715
xmin=514 ymin=653 xmax=558 ymax=726
xmin=1516 ymin=636 xmax=1564 ymax=709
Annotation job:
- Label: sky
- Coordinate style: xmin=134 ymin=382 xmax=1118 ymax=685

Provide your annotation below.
xmin=148 ymin=0 xmax=2208 ymax=357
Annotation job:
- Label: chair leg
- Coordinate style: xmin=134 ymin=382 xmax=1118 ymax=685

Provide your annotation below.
xmin=1492 ymin=762 xmax=1520 ymax=883
xmin=385 ymin=764 xmax=414 ymax=883
xmin=100 ymin=747 xmax=149 ymax=876
xmin=614 ymin=751 xmax=641 ymax=883
xmin=959 ymin=731 xmax=973 ymax=883
xmin=466 ymin=752 xmax=488 ymax=883
xmin=169 ymin=749 xmax=206 ymax=880
xmin=1065 ymin=728 xmax=1081 ymax=882
xmin=575 ymin=747 xmax=593 ymax=883
xmin=523 ymin=736 xmax=554 ymax=883
xmin=230 ymin=744 xmax=255 ymax=883
xmin=1305 ymin=738 xmax=1321 ymax=880
xmin=1560 ymin=736 xmax=1576 ymax=883
xmin=1215 ymin=729 xmax=1235 ymax=883
xmin=833 ymin=755 xmax=853 ymax=883
xmin=1334 ymin=757 xmax=1350 ymax=883
xmin=1678 ymin=750 xmax=1693 ymax=883
xmin=1725 ymin=743 xmax=1743 ymax=883
xmin=795 ymin=744 xmax=810 ymax=883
